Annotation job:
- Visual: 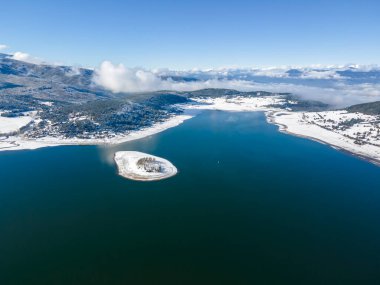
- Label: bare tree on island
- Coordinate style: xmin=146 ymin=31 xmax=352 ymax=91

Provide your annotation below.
xmin=136 ymin=157 xmax=162 ymax=173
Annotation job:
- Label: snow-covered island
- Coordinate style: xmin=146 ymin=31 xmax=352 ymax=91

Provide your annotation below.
xmin=114 ymin=151 xmax=178 ymax=181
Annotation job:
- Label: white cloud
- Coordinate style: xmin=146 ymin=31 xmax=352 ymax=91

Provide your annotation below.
xmin=299 ymin=70 xmax=343 ymax=79
xmin=252 ymin=68 xmax=290 ymax=78
xmin=93 ymin=61 xmax=380 ymax=107
xmin=0 ymin=44 xmax=8 ymax=51
xmin=10 ymin=51 xmax=44 ymax=64
xmin=246 ymin=82 xmax=380 ymax=107
xmin=65 ymin=66 xmax=82 ymax=76
xmin=93 ymin=61 xmax=164 ymax=93
xmin=93 ymin=61 xmax=263 ymax=93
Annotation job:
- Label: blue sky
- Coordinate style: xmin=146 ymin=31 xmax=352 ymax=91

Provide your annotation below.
xmin=0 ymin=0 xmax=379 ymax=69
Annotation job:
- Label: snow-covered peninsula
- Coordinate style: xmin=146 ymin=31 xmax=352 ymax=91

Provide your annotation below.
xmin=0 ymin=111 xmax=195 ymax=151
xmin=267 ymin=110 xmax=380 ymax=165
xmin=114 ymin=151 xmax=178 ymax=181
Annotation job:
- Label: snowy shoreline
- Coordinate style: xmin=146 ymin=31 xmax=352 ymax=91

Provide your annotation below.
xmin=185 ymin=98 xmax=380 ymax=166
xmin=266 ymin=111 xmax=380 ymax=166
xmin=0 ymin=109 xmax=198 ymax=152
xmin=1 ymin=96 xmax=380 ymax=167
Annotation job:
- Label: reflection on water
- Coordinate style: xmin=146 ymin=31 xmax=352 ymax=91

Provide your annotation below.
xmin=97 ymin=132 xmax=163 ymax=166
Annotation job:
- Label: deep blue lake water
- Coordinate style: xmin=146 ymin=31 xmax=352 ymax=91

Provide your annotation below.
xmin=1 ymin=111 xmax=380 ymax=284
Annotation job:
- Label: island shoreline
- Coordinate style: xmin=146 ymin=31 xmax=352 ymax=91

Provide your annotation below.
xmin=114 ymin=151 xmax=178 ymax=181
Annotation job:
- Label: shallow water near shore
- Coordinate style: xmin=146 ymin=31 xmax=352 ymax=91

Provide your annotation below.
xmin=1 ymin=111 xmax=380 ymax=284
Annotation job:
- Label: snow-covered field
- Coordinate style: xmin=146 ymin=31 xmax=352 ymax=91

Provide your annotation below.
xmin=0 ymin=112 xmax=34 ymax=135
xmin=114 ymin=151 xmax=177 ymax=181
xmin=186 ymin=95 xmax=286 ymax=112
xmin=294 ymin=111 xmax=380 ymax=146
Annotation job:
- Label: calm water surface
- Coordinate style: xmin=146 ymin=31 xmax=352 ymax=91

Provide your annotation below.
xmin=1 ymin=111 xmax=380 ymax=284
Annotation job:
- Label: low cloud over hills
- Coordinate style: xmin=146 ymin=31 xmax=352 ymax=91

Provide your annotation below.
xmin=1 ymin=49 xmax=380 ymax=108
